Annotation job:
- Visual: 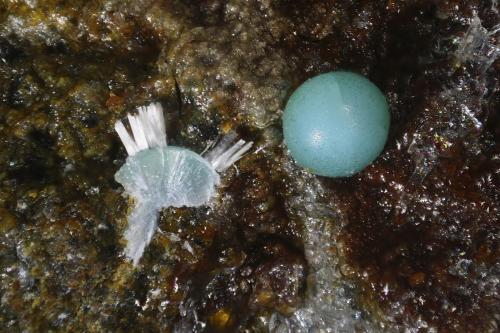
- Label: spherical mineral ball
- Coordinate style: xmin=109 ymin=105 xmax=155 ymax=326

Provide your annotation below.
xmin=282 ymin=71 xmax=390 ymax=177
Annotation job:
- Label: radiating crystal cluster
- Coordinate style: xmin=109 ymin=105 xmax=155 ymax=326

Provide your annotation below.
xmin=114 ymin=103 xmax=252 ymax=265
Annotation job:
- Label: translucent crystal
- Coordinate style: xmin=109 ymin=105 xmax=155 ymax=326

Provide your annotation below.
xmin=114 ymin=103 xmax=252 ymax=266
xmin=115 ymin=147 xmax=220 ymax=209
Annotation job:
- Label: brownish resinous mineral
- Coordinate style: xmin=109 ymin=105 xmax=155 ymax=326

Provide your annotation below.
xmin=0 ymin=1 xmax=498 ymax=332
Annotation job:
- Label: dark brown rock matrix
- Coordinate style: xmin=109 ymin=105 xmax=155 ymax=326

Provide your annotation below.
xmin=0 ymin=1 xmax=498 ymax=332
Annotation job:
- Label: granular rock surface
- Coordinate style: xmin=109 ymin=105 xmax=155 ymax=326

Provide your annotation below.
xmin=0 ymin=1 xmax=498 ymax=332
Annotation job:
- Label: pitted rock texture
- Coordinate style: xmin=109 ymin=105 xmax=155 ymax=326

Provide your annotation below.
xmin=0 ymin=1 xmax=498 ymax=332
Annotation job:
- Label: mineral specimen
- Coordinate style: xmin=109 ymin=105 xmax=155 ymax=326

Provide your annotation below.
xmin=282 ymin=71 xmax=390 ymax=177
xmin=114 ymin=103 xmax=252 ymax=265
xmin=0 ymin=1 xmax=498 ymax=332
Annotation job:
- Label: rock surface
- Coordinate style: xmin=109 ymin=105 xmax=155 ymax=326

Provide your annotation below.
xmin=0 ymin=1 xmax=498 ymax=332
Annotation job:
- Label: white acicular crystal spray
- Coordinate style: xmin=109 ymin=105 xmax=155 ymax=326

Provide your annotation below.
xmin=114 ymin=103 xmax=253 ymax=265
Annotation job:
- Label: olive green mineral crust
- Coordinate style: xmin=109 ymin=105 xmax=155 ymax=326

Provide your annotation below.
xmin=0 ymin=1 xmax=498 ymax=333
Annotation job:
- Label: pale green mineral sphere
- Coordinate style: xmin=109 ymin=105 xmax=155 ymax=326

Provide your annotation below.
xmin=283 ymin=71 xmax=390 ymax=177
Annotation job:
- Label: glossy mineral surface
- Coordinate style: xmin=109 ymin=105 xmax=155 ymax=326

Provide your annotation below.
xmin=115 ymin=147 xmax=219 ymax=208
xmin=283 ymin=71 xmax=389 ymax=177
xmin=0 ymin=1 xmax=498 ymax=333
